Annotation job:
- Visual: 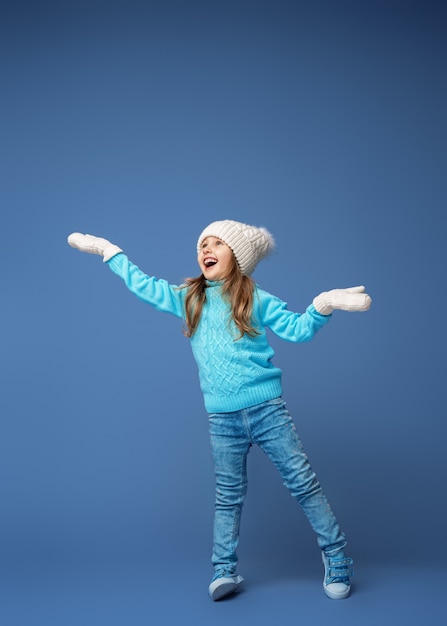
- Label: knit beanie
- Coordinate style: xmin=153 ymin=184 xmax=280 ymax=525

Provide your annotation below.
xmin=197 ymin=220 xmax=275 ymax=276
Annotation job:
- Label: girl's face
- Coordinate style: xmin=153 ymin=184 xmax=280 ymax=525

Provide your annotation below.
xmin=198 ymin=236 xmax=235 ymax=281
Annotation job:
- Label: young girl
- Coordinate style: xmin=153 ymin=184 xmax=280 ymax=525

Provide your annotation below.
xmin=68 ymin=220 xmax=371 ymax=601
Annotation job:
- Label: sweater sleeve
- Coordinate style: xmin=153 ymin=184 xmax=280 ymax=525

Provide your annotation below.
xmin=257 ymin=288 xmax=331 ymax=342
xmin=106 ymin=253 xmax=185 ymax=319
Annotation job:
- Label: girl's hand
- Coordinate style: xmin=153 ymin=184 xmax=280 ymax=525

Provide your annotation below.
xmin=67 ymin=233 xmax=123 ymax=262
xmin=313 ymin=286 xmax=372 ymax=315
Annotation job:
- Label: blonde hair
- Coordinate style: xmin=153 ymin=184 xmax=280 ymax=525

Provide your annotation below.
xmin=182 ymin=254 xmax=259 ymax=339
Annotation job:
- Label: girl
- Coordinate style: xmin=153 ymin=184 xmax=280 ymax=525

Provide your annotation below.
xmin=68 ymin=220 xmax=371 ymax=601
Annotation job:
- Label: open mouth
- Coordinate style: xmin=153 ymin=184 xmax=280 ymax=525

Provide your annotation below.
xmin=204 ymin=257 xmax=218 ymax=267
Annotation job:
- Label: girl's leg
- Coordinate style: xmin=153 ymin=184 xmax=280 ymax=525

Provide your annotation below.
xmin=251 ymin=398 xmax=347 ymax=555
xmin=253 ymin=399 xmax=354 ymax=599
xmin=208 ymin=411 xmax=251 ymax=576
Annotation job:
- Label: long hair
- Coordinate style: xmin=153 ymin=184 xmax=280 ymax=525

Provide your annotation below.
xmin=182 ymin=254 xmax=259 ymax=339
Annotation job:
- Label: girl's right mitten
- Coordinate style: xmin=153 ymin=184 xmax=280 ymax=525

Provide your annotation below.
xmin=67 ymin=233 xmax=123 ymax=262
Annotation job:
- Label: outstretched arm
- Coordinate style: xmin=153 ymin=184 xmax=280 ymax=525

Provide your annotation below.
xmin=313 ymin=286 xmax=372 ymax=315
xmin=67 ymin=232 xmax=185 ymax=318
xmin=258 ymin=285 xmax=371 ymax=343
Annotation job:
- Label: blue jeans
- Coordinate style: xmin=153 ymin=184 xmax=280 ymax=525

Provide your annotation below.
xmin=208 ymin=397 xmax=347 ymax=575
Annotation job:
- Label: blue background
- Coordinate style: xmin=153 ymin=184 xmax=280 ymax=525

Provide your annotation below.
xmin=1 ymin=1 xmax=446 ymax=624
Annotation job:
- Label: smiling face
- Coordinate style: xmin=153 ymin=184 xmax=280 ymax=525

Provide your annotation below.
xmin=198 ymin=236 xmax=235 ymax=281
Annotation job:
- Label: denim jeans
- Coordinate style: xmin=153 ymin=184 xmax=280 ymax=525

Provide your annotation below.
xmin=208 ymin=397 xmax=347 ymax=575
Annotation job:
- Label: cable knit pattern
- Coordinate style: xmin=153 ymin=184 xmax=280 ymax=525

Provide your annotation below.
xmin=192 ymin=286 xmax=246 ymax=397
xmin=107 ymin=253 xmax=331 ymax=412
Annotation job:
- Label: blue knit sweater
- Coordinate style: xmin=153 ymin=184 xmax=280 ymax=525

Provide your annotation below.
xmin=107 ymin=253 xmax=331 ymax=412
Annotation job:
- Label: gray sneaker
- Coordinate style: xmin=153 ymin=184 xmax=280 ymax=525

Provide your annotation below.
xmin=208 ymin=573 xmax=244 ymax=601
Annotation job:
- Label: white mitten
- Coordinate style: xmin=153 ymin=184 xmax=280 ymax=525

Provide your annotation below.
xmin=67 ymin=233 xmax=123 ymax=262
xmin=313 ymin=286 xmax=372 ymax=315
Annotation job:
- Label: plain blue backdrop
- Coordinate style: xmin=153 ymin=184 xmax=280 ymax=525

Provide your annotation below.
xmin=1 ymin=1 xmax=446 ymax=624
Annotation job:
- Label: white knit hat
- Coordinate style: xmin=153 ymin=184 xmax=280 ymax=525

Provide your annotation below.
xmin=197 ymin=220 xmax=275 ymax=275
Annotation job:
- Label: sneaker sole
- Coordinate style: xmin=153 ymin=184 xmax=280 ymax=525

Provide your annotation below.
xmin=323 ymin=583 xmax=351 ymax=600
xmin=209 ymin=576 xmax=244 ymax=601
